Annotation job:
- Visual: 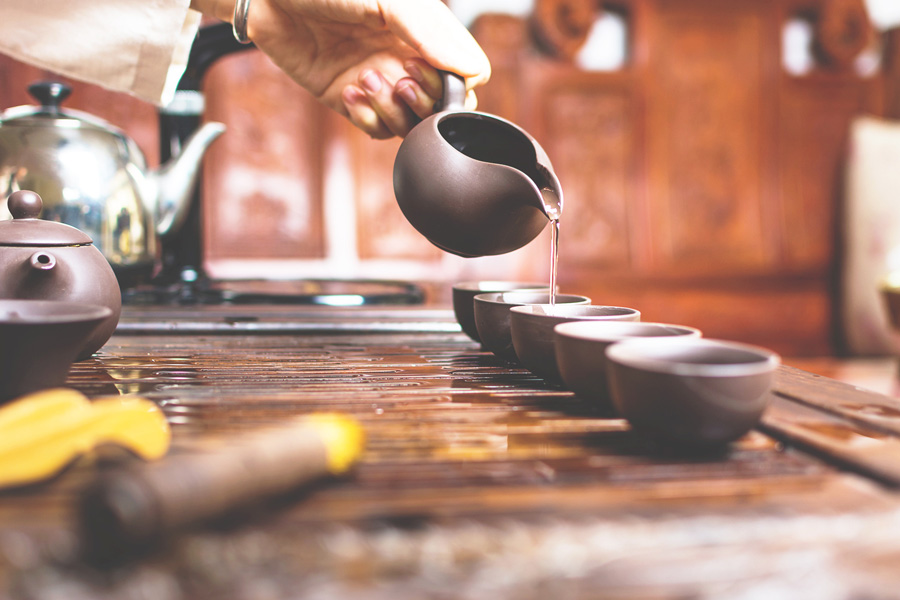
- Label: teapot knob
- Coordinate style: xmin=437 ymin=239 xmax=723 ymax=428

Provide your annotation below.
xmin=27 ymin=81 xmax=71 ymax=113
xmin=7 ymin=190 xmax=43 ymax=219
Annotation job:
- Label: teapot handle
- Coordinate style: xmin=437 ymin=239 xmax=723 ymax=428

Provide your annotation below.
xmin=437 ymin=71 xmax=467 ymax=113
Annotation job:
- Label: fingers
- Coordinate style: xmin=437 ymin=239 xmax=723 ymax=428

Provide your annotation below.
xmin=342 ymin=69 xmax=420 ymax=139
xmin=341 ymin=85 xmax=393 ymax=139
xmin=400 ymin=58 xmax=480 ymax=114
xmin=347 ymin=63 xmax=479 ymax=138
xmin=395 ymin=79 xmax=434 ymax=120
xmin=401 ymin=59 xmax=480 ymax=114
xmin=342 ymin=61 xmax=483 ymax=139
xmin=403 ymin=59 xmax=441 ymax=98
xmin=465 ymin=89 xmax=478 ymax=111
xmin=380 ymin=0 xmax=491 ymax=88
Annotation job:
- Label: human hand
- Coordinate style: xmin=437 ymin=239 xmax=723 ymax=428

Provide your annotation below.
xmin=192 ymin=0 xmax=491 ymax=138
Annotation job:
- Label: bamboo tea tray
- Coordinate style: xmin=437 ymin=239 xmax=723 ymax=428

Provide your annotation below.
xmin=3 ymin=305 xmax=900 ymax=598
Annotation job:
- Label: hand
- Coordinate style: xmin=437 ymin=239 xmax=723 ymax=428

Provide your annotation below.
xmin=192 ymin=0 xmax=491 ymax=139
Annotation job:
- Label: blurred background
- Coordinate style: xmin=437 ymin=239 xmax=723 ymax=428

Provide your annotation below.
xmin=2 ymin=0 xmax=900 ymax=357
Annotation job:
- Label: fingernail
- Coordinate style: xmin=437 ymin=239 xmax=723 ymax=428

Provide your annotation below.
xmin=396 ymin=82 xmax=417 ymax=105
xmin=342 ymin=86 xmax=364 ymax=105
xmin=404 ymin=61 xmax=424 ymax=84
xmin=360 ymin=70 xmax=382 ymax=94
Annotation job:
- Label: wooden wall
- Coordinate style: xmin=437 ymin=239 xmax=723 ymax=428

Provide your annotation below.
xmin=468 ymin=0 xmax=886 ymax=357
xmin=0 ymin=0 xmax=892 ymax=356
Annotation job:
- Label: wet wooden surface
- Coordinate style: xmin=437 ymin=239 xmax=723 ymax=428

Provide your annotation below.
xmin=4 ymin=305 xmax=900 ymax=599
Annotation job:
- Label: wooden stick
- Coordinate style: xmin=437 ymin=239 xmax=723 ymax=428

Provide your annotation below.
xmin=79 ymin=413 xmax=364 ymax=563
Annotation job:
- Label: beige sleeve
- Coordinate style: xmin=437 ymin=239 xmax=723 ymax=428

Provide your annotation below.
xmin=864 ymin=0 xmax=900 ymax=30
xmin=0 ymin=0 xmax=202 ymax=106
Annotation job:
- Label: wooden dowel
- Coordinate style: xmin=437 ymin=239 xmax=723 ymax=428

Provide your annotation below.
xmin=79 ymin=414 xmax=364 ymax=563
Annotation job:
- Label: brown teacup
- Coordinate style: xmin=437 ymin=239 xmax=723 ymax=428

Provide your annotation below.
xmin=509 ymin=304 xmax=641 ymax=381
xmin=0 ymin=300 xmax=112 ymax=403
xmin=555 ymin=321 xmax=701 ymax=413
xmin=474 ymin=292 xmax=590 ymax=362
xmin=606 ymin=337 xmax=780 ymax=447
xmin=452 ymin=281 xmax=547 ymax=343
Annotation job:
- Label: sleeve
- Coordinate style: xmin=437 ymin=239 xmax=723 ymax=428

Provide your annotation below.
xmin=865 ymin=0 xmax=900 ymax=31
xmin=0 ymin=0 xmax=202 ymax=106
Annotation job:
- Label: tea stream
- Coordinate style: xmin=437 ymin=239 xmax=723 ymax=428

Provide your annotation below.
xmin=541 ymin=188 xmax=562 ymax=308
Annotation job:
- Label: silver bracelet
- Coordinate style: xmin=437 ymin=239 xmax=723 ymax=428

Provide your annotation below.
xmin=232 ymin=0 xmax=252 ymax=44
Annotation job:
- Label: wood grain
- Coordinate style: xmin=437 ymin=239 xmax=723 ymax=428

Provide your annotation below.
xmin=2 ymin=308 xmax=900 ymax=596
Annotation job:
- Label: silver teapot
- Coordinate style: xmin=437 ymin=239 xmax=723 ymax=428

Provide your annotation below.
xmin=0 ymin=82 xmax=224 ymax=279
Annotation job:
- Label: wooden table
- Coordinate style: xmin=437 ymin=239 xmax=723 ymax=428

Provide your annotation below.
xmin=4 ymin=305 xmax=900 ymax=599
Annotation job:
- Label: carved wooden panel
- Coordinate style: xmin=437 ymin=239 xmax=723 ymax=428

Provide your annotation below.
xmin=778 ymin=80 xmax=871 ymax=268
xmin=647 ymin=2 xmax=772 ymax=270
xmin=348 ymin=131 xmax=441 ymax=261
xmin=887 ymin=29 xmax=900 ymax=118
xmin=541 ymin=82 xmax=636 ymax=268
xmin=467 ymin=0 xmax=886 ymax=355
xmin=468 ymin=15 xmax=529 ymax=122
xmin=203 ymin=52 xmax=325 ymax=261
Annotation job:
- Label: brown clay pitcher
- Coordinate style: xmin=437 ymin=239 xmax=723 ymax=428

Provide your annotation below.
xmin=393 ymin=72 xmax=563 ymax=257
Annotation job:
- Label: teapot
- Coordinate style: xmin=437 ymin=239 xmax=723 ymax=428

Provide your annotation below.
xmin=0 ymin=81 xmax=224 ymax=280
xmin=393 ymin=72 xmax=562 ymax=257
xmin=0 ymin=190 xmax=121 ymax=360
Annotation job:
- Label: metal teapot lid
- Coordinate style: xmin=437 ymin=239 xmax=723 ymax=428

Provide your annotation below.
xmin=0 ymin=191 xmax=92 ymax=246
xmin=0 ymin=82 xmax=118 ymax=132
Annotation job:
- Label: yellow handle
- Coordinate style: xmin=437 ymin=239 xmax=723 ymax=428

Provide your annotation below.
xmin=0 ymin=389 xmax=170 ymax=489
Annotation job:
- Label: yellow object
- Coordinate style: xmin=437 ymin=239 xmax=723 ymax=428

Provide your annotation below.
xmin=304 ymin=413 xmax=366 ymax=474
xmin=0 ymin=388 xmax=170 ymax=489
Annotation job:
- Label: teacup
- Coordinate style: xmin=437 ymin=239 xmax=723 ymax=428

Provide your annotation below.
xmin=555 ymin=321 xmax=701 ymax=413
xmin=606 ymin=337 xmax=780 ymax=447
xmin=509 ymin=304 xmax=640 ymax=381
xmin=452 ymin=281 xmax=547 ymax=343
xmin=474 ymin=292 xmax=590 ymax=362
xmin=0 ymin=300 xmax=112 ymax=403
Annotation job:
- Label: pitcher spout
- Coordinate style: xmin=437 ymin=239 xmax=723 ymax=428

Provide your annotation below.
xmin=534 ymin=163 xmax=563 ymax=221
xmin=151 ymin=121 xmax=226 ymax=237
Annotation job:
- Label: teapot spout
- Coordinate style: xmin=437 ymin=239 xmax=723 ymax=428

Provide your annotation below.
xmin=151 ymin=121 xmax=226 ymax=237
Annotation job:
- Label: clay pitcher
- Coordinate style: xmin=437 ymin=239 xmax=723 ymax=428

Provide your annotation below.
xmin=393 ymin=72 xmax=562 ymax=258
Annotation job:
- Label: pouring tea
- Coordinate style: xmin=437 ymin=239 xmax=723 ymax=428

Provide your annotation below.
xmin=393 ymin=72 xmax=563 ymax=259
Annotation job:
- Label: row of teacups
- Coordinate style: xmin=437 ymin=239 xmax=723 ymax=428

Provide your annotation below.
xmin=452 ymin=281 xmax=781 ymax=448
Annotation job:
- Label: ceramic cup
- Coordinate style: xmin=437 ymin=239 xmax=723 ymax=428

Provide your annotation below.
xmin=605 ymin=337 xmax=781 ymax=447
xmin=474 ymin=291 xmax=590 ymax=362
xmin=0 ymin=300 xmax=113 ymax=403
xmin=510 ymin=304 xmax=641 ymax=381
xmin=452 ymin=281 xmax=548 ymax=343
xmin=555 ymin=321 xmax=701 ymax=413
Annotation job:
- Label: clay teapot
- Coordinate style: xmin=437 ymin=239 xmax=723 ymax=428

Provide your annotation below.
xmin=0 ymin=81 xmax=224 ymax=279
xmin=393 ymin=72 xmax=563 ymax=257
xmin=0 ymin=191 xmax=121 ymax=360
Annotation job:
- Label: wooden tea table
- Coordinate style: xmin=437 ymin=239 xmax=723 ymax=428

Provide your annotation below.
xmin=3 ymin=304 xmax=900 ymax=599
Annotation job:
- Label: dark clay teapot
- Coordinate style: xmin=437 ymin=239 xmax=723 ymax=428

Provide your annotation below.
xmin=393 ymin=73 xmax=562 ymax=257
xmin=0 ymin=191 xmax=121 ymax=359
